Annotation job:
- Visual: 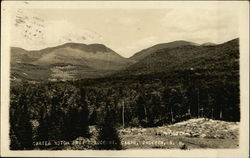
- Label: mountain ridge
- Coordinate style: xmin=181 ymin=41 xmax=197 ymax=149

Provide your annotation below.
xmin=113 ymin=38 xmax=239 ymax=77
xmin=10 ymin=38 xmax=238 ymax=82
xmin=129 ymin=40 xmax=198 ymax=61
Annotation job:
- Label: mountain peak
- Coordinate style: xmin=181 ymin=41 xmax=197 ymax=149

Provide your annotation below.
xmin=166 ymin=40 xmax=197 ymax=45
xmin=33 ymin=42 xmax=113 ymax=54
xmin=201 ymin=42 xmax=217 ymax=46
xmin=61 ymin=42 xmax=88 ymax=47
xmin=59 ymin=42 xmax=110 ymax=53
xmin=130 ymin=40 xmax=198 ymax=61
xmin=87 ymin=43 xmax=111 ymax=53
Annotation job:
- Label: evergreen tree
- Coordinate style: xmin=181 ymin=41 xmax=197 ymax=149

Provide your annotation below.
xmin=78 ymin=88 xmax=90 ymax=138
xmin=64 ymin=107 xmax=80 ymax=140
xmin=37 ymin=108 xmax=49 ymax=141
xmin=96 ymin=108 xmax=122 ymax=150
xmin=135 ymin=95 xmax=147 ymax=126
xmin=47 ymin=105 xmax=64 ymax=141
xmin=15 ymin=102 xmax=34 ymax=149
xmin=78 ymin=106 xmax=90 ymax=138
xmin=10 ymin=128 xmax=21 ymax=150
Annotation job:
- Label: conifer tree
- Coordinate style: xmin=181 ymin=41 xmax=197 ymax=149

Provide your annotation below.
xmin=96 ymin=107 xmax=122 ymax=150
xmin=16 ymin=102 xmax=34 ymax=149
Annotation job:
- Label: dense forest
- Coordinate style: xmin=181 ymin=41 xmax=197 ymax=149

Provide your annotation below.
xmin=9 ymin=39 xmax=240 ymax=150
xmin=10 ymin=69 xmax=239 ymax=149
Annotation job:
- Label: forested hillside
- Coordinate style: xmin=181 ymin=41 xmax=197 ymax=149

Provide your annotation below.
xmin=118 ymin=38 xmax=239 ymax=77
xmin=130 ymin=40 xmax=198 ymax=61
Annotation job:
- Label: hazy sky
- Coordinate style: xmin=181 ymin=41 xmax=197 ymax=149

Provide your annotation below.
xmin=9 ymin=1 xmax=241 ymax=58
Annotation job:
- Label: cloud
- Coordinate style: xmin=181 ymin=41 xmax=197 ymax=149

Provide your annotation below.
xmin=121 ymin=36 xmax=160 ymax=58
xmin=10 ymin=5 xmax=240 ymax=56
xmin=160 ymin=8 xmax=239 ymax=44
xmin=117 ymin=17 xmax=138 ymax=25
xmin=11 ymin=16 xmax=105 ymax=50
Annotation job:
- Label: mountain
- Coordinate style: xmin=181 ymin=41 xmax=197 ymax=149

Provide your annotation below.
xmin=130 ymin=40 xmax=198 ymax=62
xmin=201 ymin=42 xmax=217 ymax=46
xmin=11 ymin=38 xmax=239 ymax=82
xmin=115 ymin=38 xmax=239 ymax=78
xmin=11 ymin=43 xmax=131 ymax=82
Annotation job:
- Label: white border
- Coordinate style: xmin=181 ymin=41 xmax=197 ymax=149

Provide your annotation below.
xmin=1 ymin=1 xmax=249 ymax=157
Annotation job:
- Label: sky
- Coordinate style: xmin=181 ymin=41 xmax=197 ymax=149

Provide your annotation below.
xmin=9 ymin=1 xmax=241 ymax=58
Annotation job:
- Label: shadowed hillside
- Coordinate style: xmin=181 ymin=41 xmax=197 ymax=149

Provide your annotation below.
xmin=116 ymin=38 xmax=238 ymax=78
xmin=130 ymin=40 xmax=198 ymax=62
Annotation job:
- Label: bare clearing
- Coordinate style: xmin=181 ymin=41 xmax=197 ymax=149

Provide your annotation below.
xmin=62 ymin=118 xmax=239 ymax=150
xmin=118 ymin=118 xmax=239 ymax=149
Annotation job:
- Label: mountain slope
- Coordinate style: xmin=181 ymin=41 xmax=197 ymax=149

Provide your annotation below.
xmin=117 ymin=38 xmax=239 ymax=77
xmin=130 ymin=40 xmax=198 ymax=62
xmin=11 ymin=43 xmax=131 ymax=81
